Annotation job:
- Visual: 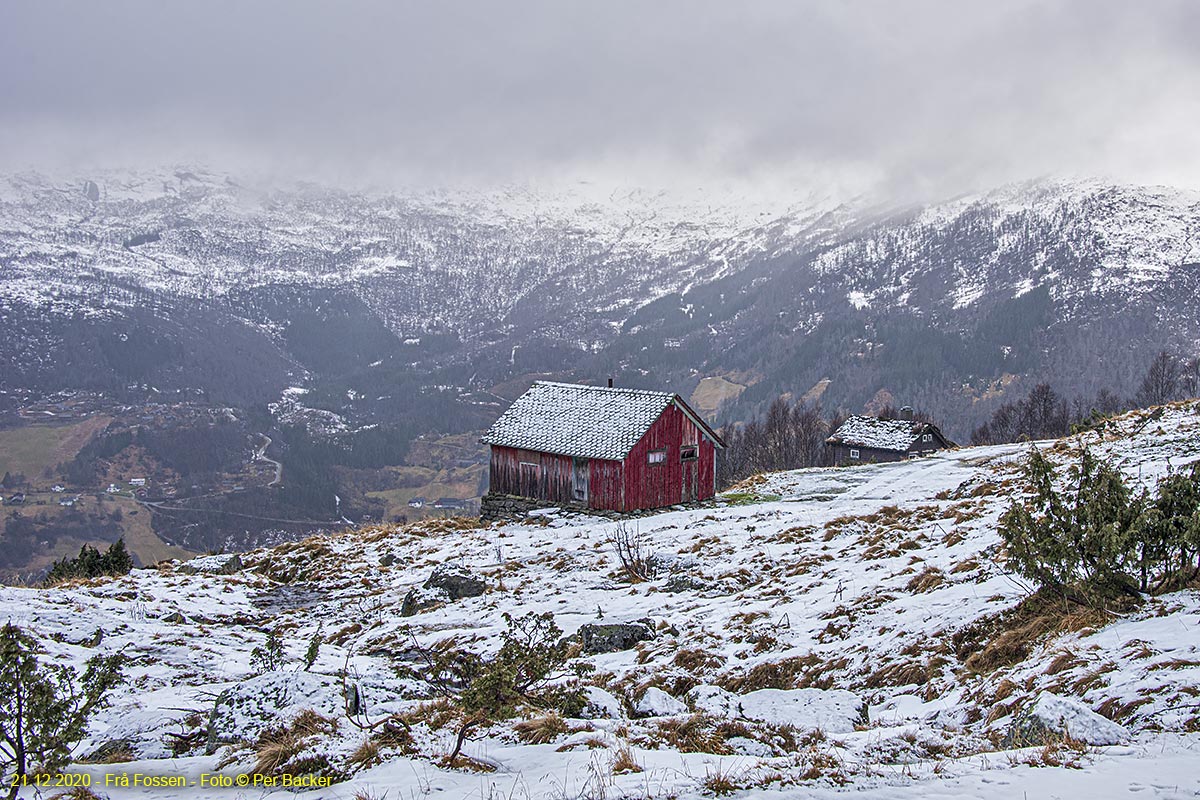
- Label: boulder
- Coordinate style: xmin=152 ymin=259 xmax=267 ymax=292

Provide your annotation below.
xmin=634 ymin=687 xmax=689 ymax=717
xmin=579 ymin=686 xmax=625 ymax=719
xmin=685 ymin=684 xmax=738 ymax=717
xmin=400 ymin=587 xmax=450 ymax=617
xmin=578 ymin=621 xmax=654 ymax=654
xmin=1005 ymin=692 xmax=1129 ymax=747
xmin=179 ymin=554 xmax=243 ymax=575
xmin=662 ymin=573 xmax=707 ymax=593
xmin=424 ymin=563 xmax=486 ymax=599
xmin=206 ymin=671 xmax=343 ymax=754
xmin=684 ymin=684 xmax=865 ymax=733
xmin=80 ymin=738 xmax=135 ymax=764
xmin=160 ymin=611 xmax=187 ymax=624
xmin=736 ymin=688 xmax=865 ymax=733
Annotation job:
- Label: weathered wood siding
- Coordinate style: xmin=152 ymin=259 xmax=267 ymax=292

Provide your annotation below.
xmin=828 ymin=443 xmax=906 ymax=466
xmin=828 ymin=425 xmax=950 ymax=466
xmin=488 ymin=445 xmax=573 ymax=503
xmin=487 ymin=401 xmax=718 ymax=512
xmin=588 ymin=458 xmax=625 ymax=510
xmin=621 ymin=403 xmax=717 ymax=511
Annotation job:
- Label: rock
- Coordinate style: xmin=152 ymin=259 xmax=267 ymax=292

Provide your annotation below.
xmin=736 ymin=688 xmax=865 ymax=733
xmin=1005 ymin=692 xmax=1129 ymax=747
xmin=206 ymin=671 xmax=343 ymax=754
xmin=662 ymin=573 xmax=706 ymax=593
xmin=80 ymin=738 xmax=134 ymax=763
xmin=686 ymin=684 xmax=738 ymax=717
xmin=684 ymin=685 xmax=865 ymax=733
xmin=160 ymin=611 xmax=186 ymax=624
xmin=578 ymin=621 xmax=654 ymax=654
xmin=579 ymin=686 xmax=625 ymax=719
xmin=400 ymin=587 xmax=450 ymax=617
xmin=179 ymin=554 xmax=243 ymax=575
xmin=379 ymin=552 xmax=396 ymax=567
xmin=634 ymin=687 xmax=688 ymax=717
xmin=424 ymin=563 xmax=486 ymax=599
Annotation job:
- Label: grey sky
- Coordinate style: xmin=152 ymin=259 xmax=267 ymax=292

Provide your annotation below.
xmin=2 ymin=1 xmax=1198 ymax=197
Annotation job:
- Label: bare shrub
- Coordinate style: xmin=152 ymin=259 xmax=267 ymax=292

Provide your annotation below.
xmin=606 ymin=523 xmax=659 ymax=582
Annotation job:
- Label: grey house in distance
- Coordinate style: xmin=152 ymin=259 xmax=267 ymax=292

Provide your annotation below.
xmin=826 ymin=413 xmax=955 ymax=465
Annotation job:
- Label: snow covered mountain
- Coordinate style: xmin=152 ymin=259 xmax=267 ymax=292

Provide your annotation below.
xmin=1 ymin=168 xmax=1198 ymax=434
xmin=7 ymin=401 xmax=1200 ymax=799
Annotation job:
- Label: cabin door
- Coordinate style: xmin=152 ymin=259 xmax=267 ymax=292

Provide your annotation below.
xmin=572 ymin=458 xmax=589 ymax=504
xmin=680 ymin=446 xmax=699 ymax=503
xmin=519 ymin=462 xmax=539 ymax=497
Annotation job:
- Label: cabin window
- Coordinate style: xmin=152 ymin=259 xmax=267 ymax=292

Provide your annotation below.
xmin=849 ymin=449 xmax=860 ymax=459
xmin=922 ymin=433 xmax=933 ymax=442
xmin=680 ymin=445 xmax=698 ymax=462
xmin=648 ymin=449 xmax=667 ymax=465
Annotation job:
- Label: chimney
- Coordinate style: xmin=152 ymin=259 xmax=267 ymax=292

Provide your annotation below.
xmin=607 ymin=377 xmax=614 ymax=388
xmin=899 ymin=405 xmax=914 ymax=421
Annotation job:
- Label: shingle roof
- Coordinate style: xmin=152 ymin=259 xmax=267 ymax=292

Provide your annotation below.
xmin=483 ymin=381 xmax=717 ymax=461
xmin=826 ymin=415 xmax=937 ymax=452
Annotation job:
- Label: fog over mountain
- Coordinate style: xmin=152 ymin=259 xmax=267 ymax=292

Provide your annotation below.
xmin=3 ymin=1 xmax=1200 ymax=198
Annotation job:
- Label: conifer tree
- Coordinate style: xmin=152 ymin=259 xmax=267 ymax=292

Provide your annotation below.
xmin=0 ymin=623 xmax=124 ymax=800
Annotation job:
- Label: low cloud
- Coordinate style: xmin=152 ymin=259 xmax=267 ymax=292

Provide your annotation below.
xmin=3 ymin=1 xmax=1198 ymax=198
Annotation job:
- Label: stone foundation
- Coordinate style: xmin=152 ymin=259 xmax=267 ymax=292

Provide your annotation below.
xmin=479 ymin=492 xmax=715 ymax=523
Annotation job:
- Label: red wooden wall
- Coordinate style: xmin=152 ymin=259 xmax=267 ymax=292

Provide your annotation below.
xmin=488 ymin=445 xmax=574 ymax=504
xmin=487 ymin=402 xmax=718 ymax=512
xmin=619 ymin=403 xmax=716 ymax=511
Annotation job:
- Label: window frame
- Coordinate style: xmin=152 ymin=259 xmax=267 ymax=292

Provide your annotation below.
xmin=849 ymin=448 xmax=860 ymax=459
xmin=647 ymin=448 xmax=668 ymax=466
xmin=680 ymin=444 xmax=699 ymax=462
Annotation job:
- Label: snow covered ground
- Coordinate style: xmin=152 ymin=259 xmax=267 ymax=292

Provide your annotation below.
xmin=5 ymin=402 xmax=1200 ymax=799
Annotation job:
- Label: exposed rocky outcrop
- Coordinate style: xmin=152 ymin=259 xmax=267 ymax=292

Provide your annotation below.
xmin=578 ymin=620 xmax=655 ymax=654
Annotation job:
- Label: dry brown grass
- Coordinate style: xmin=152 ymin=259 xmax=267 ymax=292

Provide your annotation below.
xmin=720 ymin=653 xmax=850 ymax=692
xmin=1044 ymin=649 xmax=1085 ymax=676
xmin=905 ymin=566 xmax=947 ymax=594
xmin=437 ymin=753 xmax=497 ymax=772
xmin=348 ymin=739 xmax=381 ymax=771
xmin=654 ymin=714 xmax=731 ymax=754
xmin=611 ymin=744 xmax=643 ymax=774
xmin=864 ymin=656 xmax=948 ymax=689
xmin=1013 ymin=731 xmax=1088 ymax=769
xmin=48 ymin=790 xmax=104 ymax=800
xmin=254 ymin=731 xmax=306 ymax=775
xmin=950 ymin=557 xmax=980 ymax=574
xmin=673 ymin=648 xmax=726 ymax=673
xmin=954 ymin=591 xmax=1114 ymax=674
xmin=702 ymin=766 xmax=741 ymax=796
xmin=401 ymin=697 xmax=462 ymax=731
xmin=1095 ymin=695 xmax=1155 ymax=722
xmin=513 ymin=713 xmax=570 ymax=744
xmin=252 ymin=709 xmax=339 ymax=776
xmin=1149 ymin=658 xmax=1200 ymax=671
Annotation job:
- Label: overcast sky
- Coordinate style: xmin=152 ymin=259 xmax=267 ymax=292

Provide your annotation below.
xmin=2 ymin=1 xmax=1198 ymax=199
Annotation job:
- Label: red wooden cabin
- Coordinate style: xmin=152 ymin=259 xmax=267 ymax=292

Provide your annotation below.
xmin=482 ymin=381 xmax=725 ymax=512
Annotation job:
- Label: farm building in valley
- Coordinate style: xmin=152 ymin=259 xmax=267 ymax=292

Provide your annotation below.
xmin=481 ymin=381 xmax=724 ymax=516
xmin=826 ymin=412 xmax=955 ymax=465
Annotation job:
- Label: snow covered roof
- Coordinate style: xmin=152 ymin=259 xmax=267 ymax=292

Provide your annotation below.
xmin=482 ymin=381 xmax=721 ymax=460
xmin=826 ymin=415 xmax=950 ymax=452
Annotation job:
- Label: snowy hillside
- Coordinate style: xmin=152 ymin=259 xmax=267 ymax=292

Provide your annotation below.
xmin=7 ymin=401 xmax=1200 ymax=799
xmin=3 ymin=167 xmax=1198 ymax=437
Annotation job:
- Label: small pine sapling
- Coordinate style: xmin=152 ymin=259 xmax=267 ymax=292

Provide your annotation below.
xmin=304 ymin=627 xmax=323 ymax=671
xmin=0 ymin=623 xmax=125 ymax=800
xmin=250 ymin=628 xmax=286 ymax=673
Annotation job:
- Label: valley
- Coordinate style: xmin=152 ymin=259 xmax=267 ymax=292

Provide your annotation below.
xmin=4 ymin=401 xmax=1199 ymax=798
xmin=2 ymin=168 xmax=1199 ymax=576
